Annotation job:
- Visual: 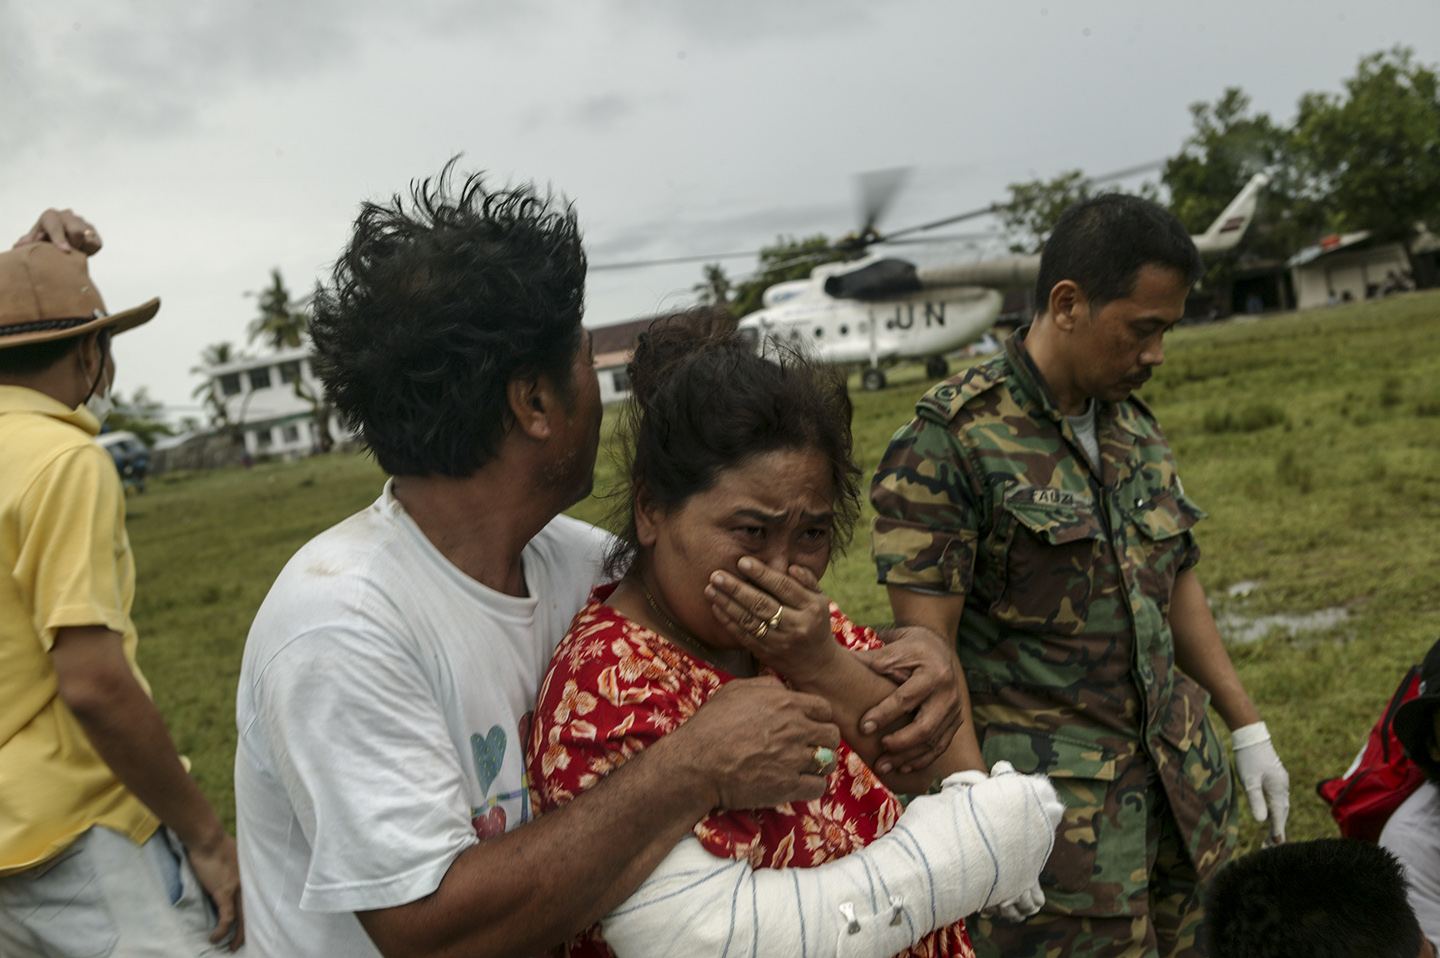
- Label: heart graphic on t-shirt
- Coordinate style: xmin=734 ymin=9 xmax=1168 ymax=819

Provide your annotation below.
xmin=471 ymin=725 xmax=506 ymax=796
xmin=472 ymin=804 xmax=507 ymax=840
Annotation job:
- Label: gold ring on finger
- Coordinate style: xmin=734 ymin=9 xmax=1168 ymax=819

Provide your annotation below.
xmin=766 ymin=605 xmax=783 ymax=631
xmin=753 ymin=619 xmax=769 ymax=639
xmin=812 ymin=745 xmax=839 ymax=776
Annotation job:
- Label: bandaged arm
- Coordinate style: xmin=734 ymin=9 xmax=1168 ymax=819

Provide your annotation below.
xmin=601 ymin=762 xmax=1064 ymax=958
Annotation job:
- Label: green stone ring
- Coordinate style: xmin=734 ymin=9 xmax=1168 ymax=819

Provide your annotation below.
xmin=812 ymin=746 xmax=839 ymax=777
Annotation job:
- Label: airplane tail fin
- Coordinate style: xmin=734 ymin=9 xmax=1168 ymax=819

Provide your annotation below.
xmin=1191 ymin=172 xmax=1269 ymax=254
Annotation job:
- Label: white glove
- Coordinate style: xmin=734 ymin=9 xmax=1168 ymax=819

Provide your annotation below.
xmin=601 ymin=760 xmax=1065 ymax=958
xmin=983 ymin=882 xmax=1047 ymax=923
xmin=1232 ymin=721 xmax=1290 ymax=846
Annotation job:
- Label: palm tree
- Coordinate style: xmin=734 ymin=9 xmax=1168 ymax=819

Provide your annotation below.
xmin=293 ymin=372 xmax=335 ymax=454
xmin=247 ymin=269 xmax=310 ymax=351
xmin=247 ymin=270 xmax=334 ymax=453
xmin=190 ymin=341 xmax=236 ymax=430
xmin=692 ymin=262 xmax=733 ymax=308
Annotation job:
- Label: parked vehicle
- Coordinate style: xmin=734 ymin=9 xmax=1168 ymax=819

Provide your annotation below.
xmin=95 ymin=430 xmax=150 ymax=493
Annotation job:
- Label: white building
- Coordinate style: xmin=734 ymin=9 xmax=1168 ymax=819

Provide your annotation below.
xmin=203 ymin=344 xmax=352 ymax=459
xmin=1287 ymin=232 xmax=1408 ymax=309
xmin=591 ymin=315 xmax=655 ymax=405
xmin=589 ymin=308 xmax=735 ymax=405
xmin=1287 ymin=228 xmax=1439 ymax=310
xmin=595 ymin=348 xmax=632 ymax=404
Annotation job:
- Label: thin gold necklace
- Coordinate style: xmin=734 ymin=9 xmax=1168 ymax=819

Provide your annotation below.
xmin=638 ymin=579 xmax=723 ymax=656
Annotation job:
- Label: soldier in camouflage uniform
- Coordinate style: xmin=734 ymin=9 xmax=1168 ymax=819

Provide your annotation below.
xmin=870 ymin=195 xmax=1291 ymax=958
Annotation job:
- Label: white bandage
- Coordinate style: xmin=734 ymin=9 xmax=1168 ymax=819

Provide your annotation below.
xmin=602 ymin=761 xmax=1065 ymax=958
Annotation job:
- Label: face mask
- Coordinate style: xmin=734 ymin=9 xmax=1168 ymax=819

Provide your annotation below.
xmin=85 ymin=388 xmax=115 ymax=424
xmin=81 ymin=331 xmax=115 ymax=424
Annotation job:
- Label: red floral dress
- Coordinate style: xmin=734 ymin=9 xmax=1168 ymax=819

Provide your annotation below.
xmin=526 ymin=583 xmax=972 ymax=958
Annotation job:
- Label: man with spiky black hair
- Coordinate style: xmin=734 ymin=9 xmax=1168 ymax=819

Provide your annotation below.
xmin=235 ymin=164 xmax=968 ymax=958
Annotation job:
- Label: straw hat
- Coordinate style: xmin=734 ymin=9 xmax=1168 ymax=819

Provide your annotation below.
xmin=0 ymin=243 xmax=159 ymax=348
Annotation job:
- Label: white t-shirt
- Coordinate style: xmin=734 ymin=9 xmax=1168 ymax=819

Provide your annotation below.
xmin=235 ymin=481 xmax=610 ymax=957
xmin=1064 ymin=399 xmax=1099 ymax=472
xmin=1381 ymin=780 xmax=1440 ymax=942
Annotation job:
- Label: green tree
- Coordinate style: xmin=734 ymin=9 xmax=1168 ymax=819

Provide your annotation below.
xmin=109 ymin=387 xmax=173 ymax=447
xmin=246 ymin=270 xmax=334 ymax=452
xmin=691 ymin=263 xmax=733 ymax=308
xmin=997 ymin=171 xmax=1163 ymax=255
xmin=247 ymin=268 xmax=311 ymax=351
xmin=997 ymin=169 xmax=1093 ymax=253
xmin=1163 ymin=87 xmax=1327 ymax=297
xmin=730 ymin=234 xmax=849 ymax=317
xmin=1293 ymin=47 xmax=1440 ymax=281
xmin=190 ymin=341 xmax=237 ymax=429
xmin=293 ymin=366 xmax=335 ymax=453
xmin=1165 ymin=89 xmax=1286 ymax=234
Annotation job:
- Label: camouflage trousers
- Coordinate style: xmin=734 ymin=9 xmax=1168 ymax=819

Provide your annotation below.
xmin=970 ymin=783 xmax=1207 ymax=958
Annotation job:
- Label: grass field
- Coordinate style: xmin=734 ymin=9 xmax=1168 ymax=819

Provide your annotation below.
xmin=127 ymin=290 xmax=1440 ymax=854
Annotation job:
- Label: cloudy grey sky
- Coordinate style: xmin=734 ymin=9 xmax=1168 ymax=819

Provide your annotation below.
xmin=3 ymin=0 xmax=1437 ymax=416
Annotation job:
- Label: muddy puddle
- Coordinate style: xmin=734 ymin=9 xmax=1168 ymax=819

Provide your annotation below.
xmin=1210 ymin=580 xmax=1352 ymax=644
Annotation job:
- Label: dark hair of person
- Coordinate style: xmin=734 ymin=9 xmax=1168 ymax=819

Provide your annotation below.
xmin=1204 ymin=838 xmax=1424 ymax=958
xmin=0 ymin=332 xmax=85 ymax=376
xmin=604 ymin=308 xmax=861 ymax=579
xmin=309 ymin=160 xmax=587 ymax=477
xmin=1034 ymin=193 xmax=1204 ymax=315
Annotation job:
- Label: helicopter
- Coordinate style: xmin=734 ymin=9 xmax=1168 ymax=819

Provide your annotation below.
xmin=591 ymin=166 xmax=1270 ymax=391
xmin=737 ymin=170 xmax=1270 ymax=391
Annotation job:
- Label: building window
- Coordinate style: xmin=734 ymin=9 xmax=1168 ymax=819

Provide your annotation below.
xmin=279 ymin=360 xmax=301 ymax=384
xmin=254 ymin=428 xmax=272 ymax=448
xmin=814 ymin=327 xmax=824 ymax=338
xmin=282 ymin=424 xmax=301 ymax=443
xmin=611 ymin=369 xmax=629 ymax=392
xmin=219 ymin=373 xmax=242 ymax=396
xmin=839 ymin=325 xmax=849 ymax=335
xmin=249 ymin=367 xmax=272 ymax=390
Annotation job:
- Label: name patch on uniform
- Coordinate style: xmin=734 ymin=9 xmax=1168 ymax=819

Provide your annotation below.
xmin=1010 ymin=487 xmax=1079 ymax=508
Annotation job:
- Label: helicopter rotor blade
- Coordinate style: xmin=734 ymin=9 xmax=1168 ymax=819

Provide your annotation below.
xmin=590 ymin=160 xmax=1167 ymax=275
xmin=873 ymin=157 xmax=1166 ymax=245
xmin=1090 ymin=158 xmax=1165 ymax=185
xmin=589 ymin=249 xmax=762 ymax=271
xmin=855 ymin=167 xmax=912 ymax=236
xmin=879 ymin=230 xmax=1005 ymax=246
xmin=876 ymin=204 xmax=1001 ymax=243
xmin=764 ymin=249 xmax=841 ymax=274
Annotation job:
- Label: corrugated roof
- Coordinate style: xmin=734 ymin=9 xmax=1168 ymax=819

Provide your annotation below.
xmin=1285 ymin=231 xmax=1372 ymax=269
xmin=588 ymin=305 xmax=737 ymax=355
xmin=590 ymin=316 xmax=657 ymax=354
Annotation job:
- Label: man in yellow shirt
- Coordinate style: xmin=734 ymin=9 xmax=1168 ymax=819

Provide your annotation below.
xmin=0 ymin=214 xmax=243 ymax=954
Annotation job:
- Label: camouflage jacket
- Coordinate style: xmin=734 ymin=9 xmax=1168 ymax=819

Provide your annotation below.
xmin=870 ymin=330 xmax=1234 ymax=917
